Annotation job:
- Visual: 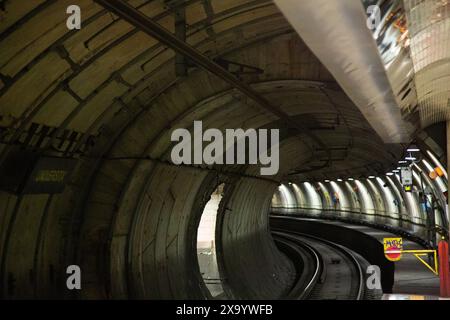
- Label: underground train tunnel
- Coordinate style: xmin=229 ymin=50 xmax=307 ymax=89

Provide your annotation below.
xmin=0 ymin=0 xmax=450 ymax=305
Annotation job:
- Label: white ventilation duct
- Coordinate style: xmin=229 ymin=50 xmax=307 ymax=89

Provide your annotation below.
xmin=273 ymin=0 xmax=415 ymax=143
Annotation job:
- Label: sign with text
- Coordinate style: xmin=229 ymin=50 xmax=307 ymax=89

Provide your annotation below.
xmin=384 ymin=237 xmax=403 ymax=262
xmin=400 ymin=167 xmax=412 ymax=185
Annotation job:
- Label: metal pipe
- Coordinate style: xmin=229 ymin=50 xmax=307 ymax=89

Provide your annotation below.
xmin=174 ymin=5 xmax=187 ymax=77
xmin=93 ymin=0 xmax=331 ymax=164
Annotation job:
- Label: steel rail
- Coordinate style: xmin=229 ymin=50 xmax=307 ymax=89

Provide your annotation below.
xmin=300 ymin=233 xmax=365 ymax=300
xmin=273 ymin=232 xmax=322 ymax=299
xmin=272 ymin=227 xmax=365 ymax=300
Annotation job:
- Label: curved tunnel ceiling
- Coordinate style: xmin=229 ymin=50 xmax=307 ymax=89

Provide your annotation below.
xmin=0 ymin=0 xmax=404 ymax=181
xmin=0 ymin=1 xmax=404 ymax=182
xmin=0 ymin=0 xmax=447 ymax=301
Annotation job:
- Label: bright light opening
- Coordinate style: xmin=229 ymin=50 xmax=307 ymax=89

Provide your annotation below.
xmin=197 ymin=184 xmax=225 ymax=298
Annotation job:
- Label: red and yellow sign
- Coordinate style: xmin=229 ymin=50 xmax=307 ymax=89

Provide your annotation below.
xmin=384 ymin=237 xmax=403 ymax=261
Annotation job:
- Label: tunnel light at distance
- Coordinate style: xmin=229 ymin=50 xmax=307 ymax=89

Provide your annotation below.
xmin=386 ymin=172 xmax=394 ymax=176
xmin=407 ymin=145 xmax=420 ymax=152
xmin=399 ymin=160 xmax=407 ymax=164
xmin=369 ymin=176 xmax=376 ymax=179
xmin=325 ymin=180 xmax=330 ymax=182
xmin=405 ymin=156 xmax=416 ymax=161
xmin=348 ymin=178 xmax=354 ymax=181
xmin=337 ymin=179 xmax=343 ymax=182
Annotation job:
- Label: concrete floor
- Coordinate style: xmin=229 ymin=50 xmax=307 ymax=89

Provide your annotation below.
xmin=197 ymin=248 xmax=225 ymax=298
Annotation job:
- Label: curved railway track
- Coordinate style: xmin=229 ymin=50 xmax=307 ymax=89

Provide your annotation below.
xmin=273 ymin=229 xmax=367 ymax=300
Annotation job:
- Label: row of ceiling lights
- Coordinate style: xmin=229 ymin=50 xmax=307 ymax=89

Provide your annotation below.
xmin=287 ymin=145 xmax=423 ymax=185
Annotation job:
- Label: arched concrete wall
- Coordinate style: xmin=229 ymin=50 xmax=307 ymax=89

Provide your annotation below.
xmin=354 ymin=180 xmax=375 ymax=215
xmin=278 ymin=185 xmax=297 ymax=208
xmin=291 ymin=183 xmax=306 ymax=207
xmin=272 ymin=188 xmax=285 ymax=208
xmin=365 ymin=179 xmax=386 ymax=214
xmin=269 ymin=150 xmax=450 ymax=236
xmin=414 ymin=163 xmax=446 ymax=228
xmin=317 ymin=182 xmax=332 ymax=210
xmin=302 ymin=182 xmax=322 ymax=210
xmin=220 ymin=180 xmax=294 ymax=299
xmin=375 ymin=177 xmax=399 ymax=215
xmin=269 ymin=174 xmax=436 ymax=231
xmin=2 ymin=33 xmax=334 ymax=299
xmin=329 ymin=181 xmax=351 ymax=211
xmin=412 ymin=170 xmax=428 ymax=220
xmin=393 ymin=174 xmax=421 ymax=222
xmin=344 ymin=181 xmax=361 ymax=211
xmin=385 ymin=176 xmax=408 ymax=216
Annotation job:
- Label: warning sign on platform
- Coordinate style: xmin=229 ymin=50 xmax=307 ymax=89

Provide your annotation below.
xmin=384 ymin=237 xmax=403 ymax=261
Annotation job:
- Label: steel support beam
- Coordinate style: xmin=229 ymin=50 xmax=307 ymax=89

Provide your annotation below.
xmin=174 ymin=3 xmax=187 ymax=77
xmin=93 ymin=0 xmax=331 ymax=165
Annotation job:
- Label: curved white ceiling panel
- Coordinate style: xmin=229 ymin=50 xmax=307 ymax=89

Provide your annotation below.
xmin=404 ymin=0 xmax=450 ymax=127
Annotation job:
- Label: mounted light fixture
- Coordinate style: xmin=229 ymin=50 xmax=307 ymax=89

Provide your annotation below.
xmin=337 ymin=179 xmax=343 ymax=182
xmin=407 ymin=144 xmax=420 ymax=152
xmin=369 ymin=176 xmax=376 ymax=179
xmin=386 ymin=172 xmax=394 ymax=176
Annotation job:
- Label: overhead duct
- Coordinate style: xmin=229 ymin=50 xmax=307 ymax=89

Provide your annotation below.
xmin=273 ymin=0 xmax=416 ymax=143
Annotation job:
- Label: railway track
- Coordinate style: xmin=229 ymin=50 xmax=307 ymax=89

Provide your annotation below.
xmin=273 ymin=229 xmax=367 ymax=300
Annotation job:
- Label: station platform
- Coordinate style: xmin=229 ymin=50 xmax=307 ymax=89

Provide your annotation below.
xmin=275 ymin=216 xmax=441 ymax=297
